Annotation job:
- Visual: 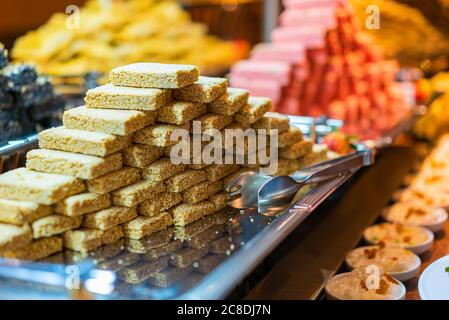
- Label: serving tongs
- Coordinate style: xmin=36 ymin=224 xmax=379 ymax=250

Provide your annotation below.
xmin=226 ymin=147 xmax=375 ymax=212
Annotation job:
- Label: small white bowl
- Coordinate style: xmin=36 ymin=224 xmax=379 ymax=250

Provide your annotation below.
xmin=345 ymin=246 xmax=421 ymax=282
xmin=381 ymin=207 xmax=448 ymax=233
xmin=363 ymin=223 xmax=434 ymax=255
xmin=325 ymin=272 xmax=406 ymax=300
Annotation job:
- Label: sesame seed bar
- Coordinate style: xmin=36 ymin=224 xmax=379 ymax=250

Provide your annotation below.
xmin=0 ymin=168 xmax=85 ymax=205
xmin=182 ymin=181 xmax=222 ymax=204
xmin=140 ymin=158 xmax=185 ymax=181
xmin=172 ymin=201 xmax=216 ymax=226
xmin=83 ymin=206 xmax=137 ymax=230
xmin=234 ymin=97 xmax=272 ymax=126
xmin=174 ymin=215 xmax=215 ymax=241
xmin=157 ymin=101 xmax=206 ymax=125
xmin=85 ymin=83 xmax=171 ymax=111
xmin=87 ymin=167 xmax=140 ymax=194
xmin=0 ymin=223 xmax=32 ymax=251
xmin=279 ymin=126 xmax=304 ymax=148
xmin=39 ymin=127 xmax=131 ymax=157
xmin=112 ymin=180 xmax=165 ymax=207
xmin=63 ymin=226 xmax=124 ymax=253
xmin=110 ymin=63 xmax=199 ymax=89
xmin=133 ymin=122 xmax=190 ymax=147
xmin=123 ymin=212 xmax=173 ymax=240
xmin=252 ymin=112 xmax=290 ymax=134
xmin=173 ymin=76 xmax=228 ymax=103
xmin=138 ymin=192 xmax=182 ymax=217
xmin=55 ymin=193 xmax=110 ymax=217
xmin=208 ymin=192 xmax=228 ymax=211
xmin=26 ymin=149 xmax=123 ymax=180
xmin=208 ymin=88 xmax=249 ymax=115
xmin=0 ymin=237 xmax=62 ymax=261
xmin=165 ymin=170 xmax=206 ymax=193
xmin=147 ymin=265 xmax=193 ymax=287
xmin=119 ymin=256 xmax=169 ymax=284
xmin=122 ymin=144 xmax=164 ymax=168
xmin=143 ymin=240 xmax=182 ymax=262
xmin=126 ymin=227 xmax=174 ymax=253
xmin=63 ymin=106 xmax=156 ymax=136
xmin=0 ymin=199 xmax=52 ymax=225
xmin=170 ymin=247 xmax=209 ymax=268
xmin=190 ymin=113 xmax=233 ymax=132
xmin=279 ymin=140 xmax=313 ymax=160
xmin=32 ymin=215 xmax=82 ymax=238
xmin=204 ymin=164 xmax=239 ymax=182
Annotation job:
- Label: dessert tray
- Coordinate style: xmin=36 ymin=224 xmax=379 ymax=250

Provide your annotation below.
xmin=0 ymin=109 xmax=423 ymax=300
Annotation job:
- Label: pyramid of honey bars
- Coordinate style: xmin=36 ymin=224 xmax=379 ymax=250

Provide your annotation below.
xmin=0 ymin=62 xmax=328 ymax=261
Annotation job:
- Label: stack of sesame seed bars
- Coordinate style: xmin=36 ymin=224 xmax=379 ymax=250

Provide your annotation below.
xmin=0 ymin=62 xmax=328 ymax=261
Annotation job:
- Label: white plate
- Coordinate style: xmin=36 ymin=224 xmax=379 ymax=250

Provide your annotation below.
xmin=325 ymin=273 xmax=406 ymax=300
xmin=345 ymin=246 xmax=421 ymax=282
xmin=418 ymin=255 xmax=449 ymax=300
xmin=381 ymin=207 xmax=448 ymax=233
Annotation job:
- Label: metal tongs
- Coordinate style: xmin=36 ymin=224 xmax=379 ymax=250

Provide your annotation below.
xmin=226 ymin=146 xmax=375 ymax=212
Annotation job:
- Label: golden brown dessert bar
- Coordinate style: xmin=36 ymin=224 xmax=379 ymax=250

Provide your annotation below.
xmin=98 ymin=252 xmax=140 ymax=272
xmin=208 ymin=88 xmax=249 ymax=115
xmin=143 ymin=240 xmax=183 ymax=262
xmin=133 ymin=122 xmax=190 ymax=147
xmin=251 ymin=112 xmax=290 ymax=134
xmin=0 ymin=237 xmax=62 ymax=261
xmin=110 ymin=63 xmax=199 ymax=89
xmin=157 ymin=101 xmax=206 ymax=125
xmin=126 ymin=227 xmax=174 ymax=253
xmin=172 ymin=201 xmax=216 ymax=226
xmin=32 ymin=215 xmax=82 ymax=238
xmin=210 ymin=236 xmax=234 ymax=255
xmin=204 ymin=164 xmax=239 ymax=182
xmin=182 ymin=181 xmax=222 ymax=204
xmin=0 ymin=168 xmax=85 ymax=205
xmin=196 ymin=254 xmax=226 ymax=274
xmin=208 ymin=192 xmax=228 ymax=211
xmin=85 ymin=83 xmax=171 ymax=111
xmin=63 ymin=228 xmax=104 ymax=253
xmin=123 ymin=212 xmax=173 ymax=240
xmin=39 ymin=127 xmax=131 ymax=157
xmin=191 ymin=113 xmax=232 ymax=132
xmin=164 ymin=169 xmax=206 ymax=193
xmin=173 ymin=76 xmax=228 ymax=103
xmin=138 ymin=192 xmax=182 ymax=217
xmin=278 ymin=126 xmax=304 ymax=148
xmin=188 ymin=163 xmax=209 ymax=170
xmin=87 ymin=167 xmax=140 ymax=194
xmin=140 ymin=158 xmax=185 ymax=181
xmin=279 ymin=140 xmax=313 ymax=159
xmin=185 ymin=224 xmax=226 ymax=249
xmin=174 ymin=215 xmax=215 ymax=241
xmin=26 ymin=149 xmax=123 ymax=180
xmin=296 ymin=145 xmax=329 ymax=168
xmin=122 ymin=144 xmax=164 ymax=168
xmin=63 ymin=226 xmax=124 ymax=253
xmin=63 ymin=106 xmax=156 ymax=136
xmin=147 ymin=265 xmax=193 ymax=287
xmin=169 ymin=247 xmax=209 ymax=268
xmin=0 ymin=223 xmax=32 ymax=251
xmin=112 ymin=180 xmax=165 ymax=207
xmin=55 ymin=193 xmax=111 ymax=217
xmin=233 ymin=97 xmax=272 ymax=126
xmin=82 ymin=206 xmax=137 ymax=230
xmin=0 ymin=199 xmax=52 ymax=226
xmin=118 ymin=256 xmax=170 ymax=284
xmin=65 ymin=240 xmax=125 ymax=264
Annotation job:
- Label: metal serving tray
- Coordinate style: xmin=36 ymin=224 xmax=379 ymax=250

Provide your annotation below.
xmin=0 ymin=110 xmax=423 ymax=300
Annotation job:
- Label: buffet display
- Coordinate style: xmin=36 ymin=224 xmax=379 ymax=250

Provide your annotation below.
xmin=11 ymin=0 xmax=248 ymax=78
xmin=230 ymin=0 xmax=411 ymax=139
xmin=0 ymin=43 xmax=65 ymax=143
